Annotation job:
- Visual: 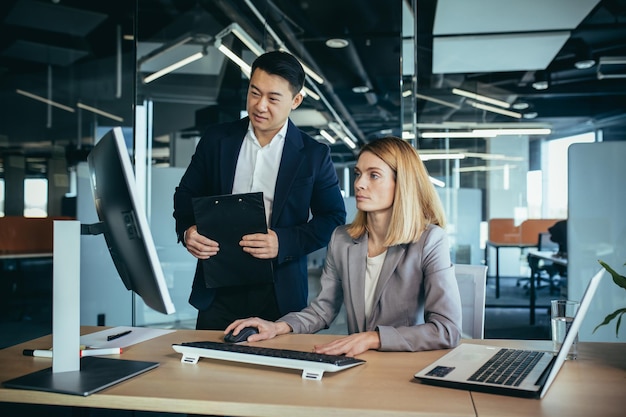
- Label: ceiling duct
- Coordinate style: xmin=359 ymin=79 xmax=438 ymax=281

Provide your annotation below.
xmin=597 ymin=56 xmax=626 ymax=79
xmin=260 ymin=0 xmax=364 ymax=144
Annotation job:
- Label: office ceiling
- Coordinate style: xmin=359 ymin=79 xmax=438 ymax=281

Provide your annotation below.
xmin=1 ymin=0 xmax=626 ymax=169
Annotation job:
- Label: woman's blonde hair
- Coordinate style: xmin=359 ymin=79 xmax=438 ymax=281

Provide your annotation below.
xmin=346 ymin=136 xmax=446 ymax=246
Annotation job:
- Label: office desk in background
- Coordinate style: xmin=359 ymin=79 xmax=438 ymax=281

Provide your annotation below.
xmin=485 ymin=240 xmax=537 ymax=298
xmin=0 ymin=328 xmax=624 ymax=417
xmin=527 ymin=250 xmax=568 ymax=325
xmin=485 ymin=218 xmax=562 ymax=299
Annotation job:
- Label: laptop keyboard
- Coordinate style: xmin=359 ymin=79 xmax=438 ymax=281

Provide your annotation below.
xmin=468 ymin=348 xmax=545 ymax=386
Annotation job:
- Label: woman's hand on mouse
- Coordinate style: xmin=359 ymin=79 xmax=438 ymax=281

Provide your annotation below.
xmin=225 ymin=317 xmax=292 ymax=342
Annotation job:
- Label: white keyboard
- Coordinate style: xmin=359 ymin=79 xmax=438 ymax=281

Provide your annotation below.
xmin=172 ymin=341 xmax=365 ymax=380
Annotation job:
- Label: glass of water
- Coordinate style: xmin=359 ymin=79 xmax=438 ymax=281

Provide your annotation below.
xmin=550 ymin=299 xmax=580 ymax=360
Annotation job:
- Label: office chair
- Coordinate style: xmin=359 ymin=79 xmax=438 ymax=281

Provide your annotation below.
xmin=517 ymin=232 xmax=564 ymax=295
xmin=454 ymin=264 xmax=487 ymax=339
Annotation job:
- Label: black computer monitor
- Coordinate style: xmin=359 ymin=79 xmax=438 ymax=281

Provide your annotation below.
xmin=86 ymin=127 xmax=175 ymax=315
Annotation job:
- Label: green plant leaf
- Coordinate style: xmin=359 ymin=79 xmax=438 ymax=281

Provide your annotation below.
xmin=597 ymin=260 xmax=626 ymax=290
xmin=593 ymin=308 xmax=626 ymax=337
xmin=617 ymin=312 xmax=623 ymax=338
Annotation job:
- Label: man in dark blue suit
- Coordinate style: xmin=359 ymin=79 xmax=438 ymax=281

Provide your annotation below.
xmin=173 ymin=51 xmax=346 ymax=330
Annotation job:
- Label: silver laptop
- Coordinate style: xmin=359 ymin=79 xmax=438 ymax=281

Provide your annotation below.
xmin=414 ymin=268 xmax=604 ymax=399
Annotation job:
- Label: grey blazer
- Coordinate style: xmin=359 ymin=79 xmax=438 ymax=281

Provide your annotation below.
xmin=280 ymin=224 xmax=462 ymax=351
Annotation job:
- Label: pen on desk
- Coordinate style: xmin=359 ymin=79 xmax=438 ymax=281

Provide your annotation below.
xmin=107 ymin=330 xmax=132 ymax=341
xmin=22 ymin=347 xmax=122 ymax=358
xmin=22 ymin=349 xmax=53 ymax=358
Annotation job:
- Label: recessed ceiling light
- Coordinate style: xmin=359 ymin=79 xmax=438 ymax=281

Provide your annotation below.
xmin=352 ymin=85 xmax=369 ymax=93
xmin=512 ymin=102 xmax=529 ymax=110
xmin=574 ymin=59 xmax=596 ymax=70
xmin=523 ymin=112 xmax=538 ymax=119
xmin=325 ymin=38 xmax=349 ymax=49
xmin=532 ymin=71 xmax=549 ymax=90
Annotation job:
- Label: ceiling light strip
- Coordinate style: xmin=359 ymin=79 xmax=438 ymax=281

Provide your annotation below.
xmin=420 ymin=153 xmax=466 ymax=160
xmin=216 ymin=43 xmax=252 ymax=77
xmin=473 ymin=128 xmax=551 ymax=136
xmin=341 ymin=136 xmax=357 ymax=149
xmin=76 ymin=102 xmax=124 ymax=122
xmin=230 ymin=23 xmax=265 ymax=56
xmin=319 ymin=129 xmax=336 ymax=144
xmin=420 ymin=131 xmax=496 ymax=139
xmin=302 ymin=86 xmax=320 ymax=101
xmin=143 ymin=51 xmax=205 ymax=83
xmin=452 ymin=88 xmax=510 ymax=108
xmin=462 ymin=152 xmax=524 ymax=161
xmin=420 ymin=128 xmax=551 ymax=139
xmin=415 ymin=93 xmax=461 ymax=109
xmin=16 ymin=89 xmax=75 ymax=113
xmin=301 ymin=62 xmax=324 ymax=84
xmin=455 ymin=165 xmax=515 ymax=173
xmin=243 ymin=0 xmax=324 ymax=85
xmin=468 ymin=101 xmax=522 ymax=119
xmin=138 ymin=35 xmax=194 ymax=66
xmin=327 ymin=122 xmax=345 ymax=138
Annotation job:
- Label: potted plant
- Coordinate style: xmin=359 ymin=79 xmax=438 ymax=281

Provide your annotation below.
xmin=593 ymin=260 xmax=626 ymax=337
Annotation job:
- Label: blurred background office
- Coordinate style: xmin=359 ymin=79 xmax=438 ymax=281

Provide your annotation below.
xmin=1 ymin=0 xmax=625 ymax=347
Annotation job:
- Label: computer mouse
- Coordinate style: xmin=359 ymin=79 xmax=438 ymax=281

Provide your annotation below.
xmin=224 ymin=326 xmax=259 ymax=343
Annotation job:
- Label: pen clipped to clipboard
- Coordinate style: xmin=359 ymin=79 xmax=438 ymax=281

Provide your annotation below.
xmin=192 ymin=192 xmax=274 ymax=288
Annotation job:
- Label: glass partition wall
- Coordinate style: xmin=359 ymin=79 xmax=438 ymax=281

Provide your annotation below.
xmin=1 ymin=0 xmax=624 ymax=329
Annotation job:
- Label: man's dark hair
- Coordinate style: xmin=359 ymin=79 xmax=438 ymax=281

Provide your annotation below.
xmin=251 ymin=50 xmax=305 ymax=96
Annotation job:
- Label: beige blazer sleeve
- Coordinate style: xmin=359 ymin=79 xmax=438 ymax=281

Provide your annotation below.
xmin=280 ymin=224 xmax=462 ymax=352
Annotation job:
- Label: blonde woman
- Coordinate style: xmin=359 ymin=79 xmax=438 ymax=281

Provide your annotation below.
xmin=226 ymin=136 xmax=462 ymax=356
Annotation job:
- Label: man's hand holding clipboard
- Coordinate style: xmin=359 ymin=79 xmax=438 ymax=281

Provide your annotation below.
xmin=191 ymin=192 xmax=274 ymax=288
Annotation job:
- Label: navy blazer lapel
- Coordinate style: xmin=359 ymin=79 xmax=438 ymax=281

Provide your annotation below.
xmin=271 ymin=119 xmax=304 ymax=226
xmin=347 ymin=234 xmax=368 ymax=332
xmin=219 ymin=118 xmax=248 ymax=193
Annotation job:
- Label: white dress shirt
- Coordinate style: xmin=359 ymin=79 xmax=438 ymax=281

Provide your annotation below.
xmin=232 ymin=121 xmax=287 ymax=226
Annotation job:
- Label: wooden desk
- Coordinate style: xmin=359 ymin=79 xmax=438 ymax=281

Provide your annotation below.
xmin=0 ymin=252 xmax=53 ymax=260
xmin=0 ymin=328 xmax=475 ymax=417
xmin=1 ymin=329 xmax=624 ymax=417
xmin=527 ymin=250 xmax=567 ymax=268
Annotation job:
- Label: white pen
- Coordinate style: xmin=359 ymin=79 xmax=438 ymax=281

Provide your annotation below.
xmin=80 ymin=348 xmax=123 ymax=357
xmin=23 ymin=349 xmax=53 ymax=358
xmin=23 ymin=348 xmax=122 ymax=358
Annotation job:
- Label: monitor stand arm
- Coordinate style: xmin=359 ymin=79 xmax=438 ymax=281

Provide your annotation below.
xmin=52 ymin=220 xmax=82 ymax=374
xmin=80 ymin=221 xmax=105 ymax=236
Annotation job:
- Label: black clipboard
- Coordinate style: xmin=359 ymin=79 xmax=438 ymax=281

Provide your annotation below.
xmin=192 ymin=192 xmax=274 ymax=288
